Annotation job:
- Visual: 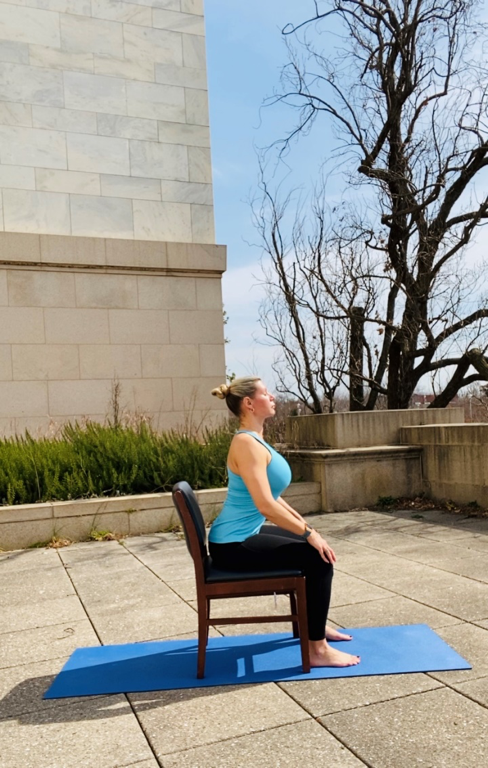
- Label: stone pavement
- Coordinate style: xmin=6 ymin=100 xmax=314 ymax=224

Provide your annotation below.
xmin=1 ymin=507 xmax=487 ymax=768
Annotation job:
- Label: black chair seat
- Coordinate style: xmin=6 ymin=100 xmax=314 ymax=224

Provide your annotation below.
xmin=205 ymin=558 xmax=303 ymax=583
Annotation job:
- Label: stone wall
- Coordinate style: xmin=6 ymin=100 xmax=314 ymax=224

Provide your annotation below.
xmin=0 ymin=0 xmax=212 ymax=242
xmin=0 ymin=0 xmax=227 ymax=434
xmin=401 ymin=423 xmax=488 ymax=507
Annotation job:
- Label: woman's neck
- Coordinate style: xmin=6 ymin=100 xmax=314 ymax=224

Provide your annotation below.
xmin=238 ymin=416 xmax=265 ymax=436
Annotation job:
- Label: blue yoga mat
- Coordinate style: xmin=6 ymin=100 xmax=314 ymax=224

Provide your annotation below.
xmin=44 ymin=624 xmax=471 ymax=699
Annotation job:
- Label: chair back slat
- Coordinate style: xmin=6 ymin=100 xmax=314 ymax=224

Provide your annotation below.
xmin=172 ymin=482 xmax=208 ymax=578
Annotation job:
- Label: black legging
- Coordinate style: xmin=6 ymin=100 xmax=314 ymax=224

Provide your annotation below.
xmin=209 ymin=525 xmax=333 ymax=641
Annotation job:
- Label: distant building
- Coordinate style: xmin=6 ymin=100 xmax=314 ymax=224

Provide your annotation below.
xmin=0 ymin=0 xmax=227 ymax=435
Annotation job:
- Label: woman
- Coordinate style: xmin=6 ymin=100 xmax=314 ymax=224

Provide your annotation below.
xmin=210 ymin=376 xmax=360 ymax=668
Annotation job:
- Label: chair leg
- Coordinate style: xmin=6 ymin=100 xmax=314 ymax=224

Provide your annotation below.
xmin=197 ymin=610 xmax=207 ymax=679
xmin=206 ymin=599 xmax=211 ymax=645
xmin=296 ymin=580 xmax=310 ymax=673
xmin=289 ymin=591 xmax=299 ymax=638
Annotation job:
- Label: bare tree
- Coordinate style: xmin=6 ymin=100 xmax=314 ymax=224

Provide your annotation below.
xmin=258 ymin=0 xmax=488 ymax=409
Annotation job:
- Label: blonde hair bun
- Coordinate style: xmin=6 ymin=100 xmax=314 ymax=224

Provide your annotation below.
xmin=211 ymin=383 xmax=230 ymax=400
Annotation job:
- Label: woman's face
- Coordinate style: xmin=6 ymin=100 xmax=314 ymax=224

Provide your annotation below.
xmin=248 ymin=380 xmax=276 ymax=419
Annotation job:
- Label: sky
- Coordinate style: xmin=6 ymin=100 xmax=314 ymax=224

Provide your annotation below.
xmin=205 ymin=0 xmax=326 ymax=386
xmin=204 ymin=0 xmax=488 ymax=393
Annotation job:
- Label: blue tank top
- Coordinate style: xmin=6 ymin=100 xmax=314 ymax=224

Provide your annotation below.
xmin=208 ymin=430 xmax=292 ymax=544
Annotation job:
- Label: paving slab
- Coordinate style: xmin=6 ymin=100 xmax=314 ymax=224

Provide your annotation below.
xmin=3 ymin=595 xmax=87 ymax=634
xmin=164 ymin=577 xmax=196 ymax=601
xmin=0 ymin=657 xmax=101 ymax=720
xmin=331 ymin=571 xmax=394 ymax=606
xmin=329 ymin=595 xmax=461 ymax=630
xmin=450 ymin=675 xmax=488 ymax=707
xmin=0 ymin=566 xmax=75 ymax=607
xmin=88 ymin=602 xmax=199 ymax=644
xmin=279 ymin=672 xmax=443 ymax=717
xmin=128 ymin=683 xmax=309 ymax=758
xmin=0 ymin=695 xmax=155 ymax=768
xmin=159 ymin=718 xmax=365 ymax=768
xmin=0 ymin=619 xmax=99 ymax=670
xmin=321 ymin=687 xmax=488 ymax=768
xmin=66 ymin=569 xmax=183 ymax=610
xmin=0 ymin=548 xmax=60 ymax=571
xmin=426 ymin=622 xmax=488 ymax=683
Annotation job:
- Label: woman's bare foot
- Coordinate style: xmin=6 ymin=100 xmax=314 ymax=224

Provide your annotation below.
xmin=325 ymin=626 xmax=352 ymax=641
xmin=309 ymin=640 xmax=360 ymax=668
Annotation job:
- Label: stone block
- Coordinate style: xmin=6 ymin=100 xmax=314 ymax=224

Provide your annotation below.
xmin=7 ymin=269 xmax=76 ymax=307
xmin=79 ymin=344 xmax=142 ymax=379
xmin=0 ymin=4 xmax=60 ymax=47
xmin=127 ymin=81 xmax=186 ymax=122
xmin=191 ymin=203 xmax=214 ymax=242
xmin=153 ymin=9 xmax=205 ymax=35
xmin=128 ymin=507 xmax=175 ymax=536
xmin=0 ymin=271 xmax=7 ymax=305
xmin=97 ymin=113 xmax=158 ymax=141
xmin=0 ymin=40 xmax=29 ymax=65
xmin=64 ymin=71 xmax=126 ymax=115
xmin=44 ymin=308 xmax=110 ymax=344
xmin=0 ymin=125 xmax=66 ymax=169
xmin=109 ymin=309 xmax=169 ymax=344
xmin=75 ymin=273 xmax=138 ymax=309
xmin=44 ymin=0 xmax=92 ymax=14
xmin=12 ymin=344 xmax=79 ymax=381
xmin=92 ymin=0 xmax=152 ymax=25
xmin=199 ymin=343 xmax=225 ymax=378
xmin=48 ymin=379 xmax=113 ymax=416
xmin=40 ymin=234 xmax=106 ymax=266
xmin=0 ymin=232 xmax=41 ymax=263
xmin=130 ymin=377 xmax=173 ymax=412
xmin=166 ymin=242 xmax=227 ymax=271
xmin=172 ymin=375 xmax=224 ymax=410
xmin=185 ymin=87 xmax=209 ymax=125
xmin=182 ymin=32 xmax=206 ymax=69
xmin=158 ymin=120 xmax=210 ymax=147
xmin=60 ymin=13 xmax=124 ymax=57
xmin=287 ymin=406 xmax=466 ymax=448
xmin=3 ymin=189 xmax=70 ymax=235
xmin=0 ymin=101 xmax=32 ymax=126
xmin=123 ymin=24 xmax=183 ymax=66
xmin=0 ymin=519 xmax=55 ymax=551
xmin=0 ymin=500 xmax=53 ymax=525
xmin=32 ymin=105 xmax=97 ymax=134
xmin=169 ymin=309 xmax=224 ymax=345
xmin=195 ymin=277 xmax=222 ymax=310
xmin=161 ymin=180 xmax=212 ymax=204
xmin=105 ymin=238 xmax=167 ymax=269
xmin=29 ymin=43 xmax=94 ymax=73
xmin=0 ymin=306 xmax=44 ymax=343
xmin=70 ymin=195 xmax=134 ymax=238
xmin=188 ymin=146 xmax=212 ymax=182
xmin=67 ymin=133 xmax=130 ymax=175
xmin=36 ymin=168 xmax=101 ymax=196
xmin=141 ymin=344 xmax=200 ymax=378
xmin=0 ymin=380 xmax=48 ymax=417
xmin=155 ymin=62 xmax=206 ymax=90
xmin=181 ymin=0 xmax=204 ymax=14
xmin=0 ymin=344 xmax=12 ymax=380
xmin=100 ymin=174 xmax=161 ymax=201
xmin=130 ymin=140 xmax=188 ymax=180
xmin=0 ymin=62 xmax=63 ymax=107
xmin=0 ymin=165 xmax=34 ymax=190
xmin=133 ymin=200 xmax=192 ymax=241
xmin=94 ymin=54 xmax=155 ymax=82
xmin=137 ymin=275 xmax=196 ymax=309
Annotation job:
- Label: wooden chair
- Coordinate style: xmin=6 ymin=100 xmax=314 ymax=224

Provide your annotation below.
xmin=172 ymin=481 xmax=310 ymax=678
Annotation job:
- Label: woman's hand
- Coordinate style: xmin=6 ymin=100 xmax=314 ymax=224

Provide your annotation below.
xmin=307 ymin=529 xmax=337 ymax=564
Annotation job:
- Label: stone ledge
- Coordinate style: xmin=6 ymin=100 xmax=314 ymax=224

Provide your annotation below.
xmin=0 ymin=233 xmax=227 ymax=274
xmin=0 ymin=482 xmax=322 ymax=551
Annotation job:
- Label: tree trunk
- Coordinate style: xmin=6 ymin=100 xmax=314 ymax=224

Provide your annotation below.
xmin=349 ymin=306 xmax=365 ymax=411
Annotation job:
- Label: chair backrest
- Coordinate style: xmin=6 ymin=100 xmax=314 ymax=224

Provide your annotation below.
xmin=172 ymin=482 xmax=208 ymax=575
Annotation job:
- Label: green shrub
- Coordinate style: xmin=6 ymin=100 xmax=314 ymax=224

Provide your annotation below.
xmin=0 ymin=422 xmax=233 ymax=506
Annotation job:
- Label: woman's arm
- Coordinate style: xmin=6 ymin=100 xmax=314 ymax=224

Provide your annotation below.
xmin=232 ymin=435 xmax=336 ymax=563
xmin=276 ymin=496 xmax=307 ymax=524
